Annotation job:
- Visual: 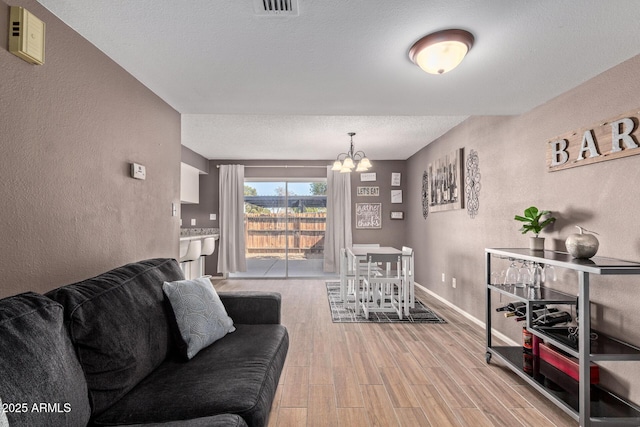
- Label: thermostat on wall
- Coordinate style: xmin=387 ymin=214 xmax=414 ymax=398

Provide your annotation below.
xmin=131 ymin=163 xmax=146 ymax=180
xmin=9 ymin=7 xmax=45 ymax=65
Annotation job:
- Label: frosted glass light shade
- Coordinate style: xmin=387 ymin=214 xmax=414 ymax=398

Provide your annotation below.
xmin=342 ymin=157 xmax=355 ymax=169
xmin=359 ymin=157 xmax=372 ymax=169
xmin=409 ymin=29 xmax=474 ymax=75
xmin=331 ymin=160 xmax=342 ymax=171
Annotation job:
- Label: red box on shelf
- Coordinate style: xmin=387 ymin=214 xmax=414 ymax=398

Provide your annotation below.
xmin=539 ymin=342 xmax=599 ymax=384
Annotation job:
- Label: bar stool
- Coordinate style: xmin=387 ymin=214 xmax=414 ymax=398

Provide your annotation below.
xmin=179 ymin=240 xmax=190 ymax=261
xmin=199 ymin=237 xmax=216 ymax=277
xmin=179 ymin=239 xmax=201 ymax=280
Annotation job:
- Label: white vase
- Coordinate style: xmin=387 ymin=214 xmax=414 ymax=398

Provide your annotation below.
xmin=529 ymin=236 xmax=545 ymax=251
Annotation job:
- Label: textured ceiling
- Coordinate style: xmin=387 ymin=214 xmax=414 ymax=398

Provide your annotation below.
xmin=37 ymin=0 xmax=640 ymax=160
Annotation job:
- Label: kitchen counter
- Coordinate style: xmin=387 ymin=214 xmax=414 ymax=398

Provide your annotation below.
xmin=180 ymin=234 xmax=219 ymax=241
xmin=180 ymin=228 xmax=219 ymax=241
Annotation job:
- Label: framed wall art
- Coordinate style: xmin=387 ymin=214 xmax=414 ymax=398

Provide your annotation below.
xmin=390 ymin=211 xmax=404 ymax=220
xmin=355 ymin=203 xmax=382 ymax=229
xmin=360 ymin=172 xmax=377 ymax=182
xmin=356 ymin=186 xmax=380 ymax=197
xmin=429 ymin=148 xmax=464 ymax=212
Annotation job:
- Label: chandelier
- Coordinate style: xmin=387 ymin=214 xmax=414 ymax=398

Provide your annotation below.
xmin=331 ymin=132 xmax=372 ymax=173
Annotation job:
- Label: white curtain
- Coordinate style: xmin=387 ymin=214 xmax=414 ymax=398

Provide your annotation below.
xmin=217 ymin=165 xmax=246 ymax=274
xmin=324 ymin=166 xmax=352 ymax=273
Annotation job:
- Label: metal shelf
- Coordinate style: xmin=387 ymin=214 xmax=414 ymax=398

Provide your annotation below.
xmin=488 ymin=284 xmax=576 ymax=304
xmin=485 ymin=248 xmax=640 ymax=426
xmin=488 ymin=346 xmax=640 ymax=424
xmin=487 ymin=248 xmax=640 ymax=275
xmin=530 ymin=326 xmax=640 ymax=362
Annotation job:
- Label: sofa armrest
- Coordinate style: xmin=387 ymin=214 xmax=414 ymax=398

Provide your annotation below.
xmin=219 ymin=292 xmax=281 ymax=325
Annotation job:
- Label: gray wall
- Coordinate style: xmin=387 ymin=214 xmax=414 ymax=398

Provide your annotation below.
xmin=181 ymin=159 xmax=407 ymax=275
xmin=406 ymin=53 xmax=640 ymax=404
xmin=0 ymin=0 xmax=181 ymax=298
xmin=350 ymin=161 xmax=407 ymax=247
xmin=182 ymin=145 xmax=209 ymax=174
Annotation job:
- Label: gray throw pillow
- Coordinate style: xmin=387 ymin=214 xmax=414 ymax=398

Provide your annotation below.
xmin=163 ymin=277 xmax=235 ymax=359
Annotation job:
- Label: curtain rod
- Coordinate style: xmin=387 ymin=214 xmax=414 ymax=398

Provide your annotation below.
xmin=216 ymin=165 xmax=328 ymax=169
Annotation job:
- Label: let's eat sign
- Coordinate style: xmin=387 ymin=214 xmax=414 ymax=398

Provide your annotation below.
xmin=547 ymin=108 xmax=640 ymax=172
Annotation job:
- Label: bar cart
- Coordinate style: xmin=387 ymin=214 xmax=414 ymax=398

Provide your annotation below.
xmin=485 ymin=248 xmax=640 ymax=426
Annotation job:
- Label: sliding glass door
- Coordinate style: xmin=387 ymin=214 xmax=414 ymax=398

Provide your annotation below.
xmin=231 ymin=179 xmax=328 ymax=278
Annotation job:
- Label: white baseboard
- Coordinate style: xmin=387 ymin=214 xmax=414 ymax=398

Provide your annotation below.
xmin=416 ymin=282 xmax=519 ymax=347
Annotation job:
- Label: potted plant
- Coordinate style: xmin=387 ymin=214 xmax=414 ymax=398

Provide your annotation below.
xmin=514 ymin=206 xmax=556 ymax=250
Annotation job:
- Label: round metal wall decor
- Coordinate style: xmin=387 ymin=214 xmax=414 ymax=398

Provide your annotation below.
xmin=421 ymin=171 xmax=429 ymax=219
xmin=465 ymin=149 xmax=481 ymax=218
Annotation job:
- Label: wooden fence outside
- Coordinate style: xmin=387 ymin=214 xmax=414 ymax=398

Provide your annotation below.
xmin=245 ymin=212 xmax=326 ymax=255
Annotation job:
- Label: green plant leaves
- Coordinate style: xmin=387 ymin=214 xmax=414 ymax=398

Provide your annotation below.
xmin=514 ymin=206 xmax=556 ymax=235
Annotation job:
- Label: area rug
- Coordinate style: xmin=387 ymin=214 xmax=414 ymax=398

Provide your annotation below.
xmin=326 ymin=281 xmax=446 ymax=323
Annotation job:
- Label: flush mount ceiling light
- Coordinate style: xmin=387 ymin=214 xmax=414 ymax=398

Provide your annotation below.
xmin=331 ymin=132 xmax=372 ymax=173
xmin=409 ymin=29 xmax=474 ymax=75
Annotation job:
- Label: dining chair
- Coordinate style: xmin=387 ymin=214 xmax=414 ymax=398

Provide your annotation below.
xmin=401 ymin=246 xmax=415 ymax=314
xmin=340 ymin=248 xmax=357 ymax=308
xmin=350 ymin=243 xmax=381 ymax=273
xmin=361 ymin=252 xmax=404 ymax=319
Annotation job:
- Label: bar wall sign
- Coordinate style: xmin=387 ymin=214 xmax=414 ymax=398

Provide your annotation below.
xmin=546 ymin=107 xmax=640 ymax=172
xmin=357 ymin=186 xmax=380 ymax=197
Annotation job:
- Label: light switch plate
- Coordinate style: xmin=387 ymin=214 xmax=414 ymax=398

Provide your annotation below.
xmin=191 ymin=219 xmax=196 ymax=226
xmin=131 ymin=163 xmax=146 ymax=180
xmin=210 ymin=214 xmax=216 ymax=220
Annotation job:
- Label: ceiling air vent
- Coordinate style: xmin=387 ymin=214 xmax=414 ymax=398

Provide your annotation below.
xmin=253 ymin=0 xmax=299 ymax=16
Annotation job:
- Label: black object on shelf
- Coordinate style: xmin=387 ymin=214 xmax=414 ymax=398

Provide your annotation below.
xmin=496 ymin=301 xmax=526 ymax=312
xmin=533 ymin=311 xmax=572 ymax=327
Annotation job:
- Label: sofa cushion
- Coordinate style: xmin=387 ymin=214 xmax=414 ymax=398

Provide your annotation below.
xmin=0 ymin=292 xmax=91 ymax=426
xmin=46 ymin=258 xmax=183 ymax=416
xmin=93 ymin=324 xmax=289 ymax=427
xmin=163 ymin=277 xmax=235 ymax=360
xmin=116 ymin=413 xmax=248 ymax=427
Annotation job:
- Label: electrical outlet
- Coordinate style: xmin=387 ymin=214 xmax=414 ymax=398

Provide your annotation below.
xmin=452 ymin=278 xmax=457 ymax=288
xmin=191 ymin=219 xmax=196 ymax=226
xmin=442 ymin=273 xmax=445 ymax=282
xmin=210 ymin=213 xmax=216 ymax=221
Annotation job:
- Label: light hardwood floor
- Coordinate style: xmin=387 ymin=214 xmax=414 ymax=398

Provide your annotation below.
xmin=214 ymin=279 xmax=578 ymax=427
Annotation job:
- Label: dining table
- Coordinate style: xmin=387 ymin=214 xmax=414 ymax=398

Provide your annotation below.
xmin=345 ymin=246 xmax=413 ymax=316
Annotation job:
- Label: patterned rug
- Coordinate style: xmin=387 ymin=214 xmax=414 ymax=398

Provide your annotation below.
xmin=326 ymin=281 xmax=446 ymax=323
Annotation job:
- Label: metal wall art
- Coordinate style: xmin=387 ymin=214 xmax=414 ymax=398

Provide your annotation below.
xmin=465 ymin=149 xmax=481 ymax=218
xmin=421 ymin=171 xmax=429 ymax=219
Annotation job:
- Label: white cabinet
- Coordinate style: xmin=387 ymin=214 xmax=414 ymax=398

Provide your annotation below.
xmin=180 ymin=162 xmax=204 ymax=204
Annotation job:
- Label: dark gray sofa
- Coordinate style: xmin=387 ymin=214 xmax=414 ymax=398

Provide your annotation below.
xmin=0 ymin=258 xmax=288 ymax=427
